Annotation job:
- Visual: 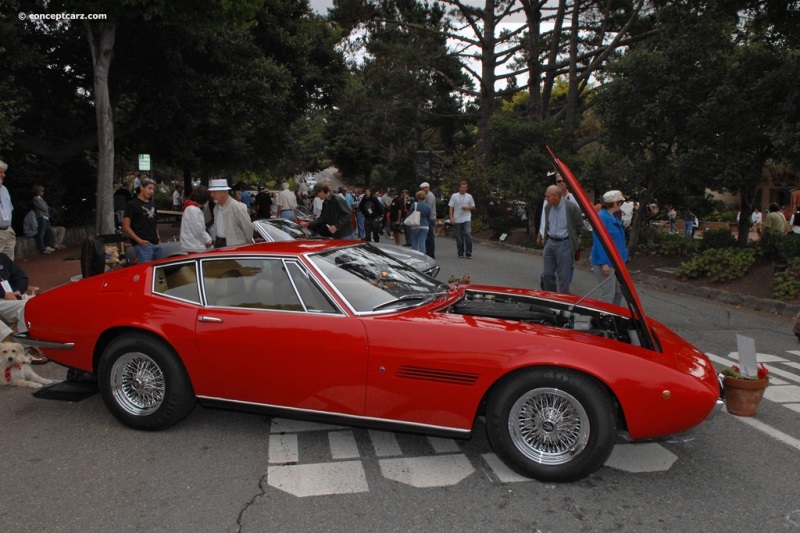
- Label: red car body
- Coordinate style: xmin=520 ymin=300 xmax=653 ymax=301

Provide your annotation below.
xmin=18 ymin=152 xmax=721 ymax=481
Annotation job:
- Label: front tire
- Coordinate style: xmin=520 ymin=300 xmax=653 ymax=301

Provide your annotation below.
xmin=486 ymin=368 xmax=616 ymax=482
xmin=98 ymin=333 xmax=195 ymax=431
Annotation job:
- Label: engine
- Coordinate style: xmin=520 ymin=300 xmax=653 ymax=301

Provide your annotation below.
xmin=445 ymin=290 xmax=640 ymax=345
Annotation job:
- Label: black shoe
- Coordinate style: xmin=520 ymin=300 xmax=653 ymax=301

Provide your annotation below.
xmin=466 ymin=255 xmax=472 ymax=259
xmin=458 ymin=254 xmax=464 ymax=258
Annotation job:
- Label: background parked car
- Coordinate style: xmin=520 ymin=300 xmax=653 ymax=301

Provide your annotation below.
xmin=252 ymin=218 xmax=439 ymax=278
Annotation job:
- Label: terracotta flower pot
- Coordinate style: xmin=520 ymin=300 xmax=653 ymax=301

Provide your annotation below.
xmin=723 ymin=376 xmax=769 ymax=417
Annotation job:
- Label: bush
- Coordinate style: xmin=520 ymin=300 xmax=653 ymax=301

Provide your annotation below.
xmin=676 ymin=248 xmax=757 ymax=282
xmin=638 ymin=230 xmax=699 ymax=257
xmin=699 ymin=228 xmax=740 ymax=251
xmin=758 ymin=232 xmax=800 ymax=262
xmin=772 ymin=257 xmax=800 ymax=300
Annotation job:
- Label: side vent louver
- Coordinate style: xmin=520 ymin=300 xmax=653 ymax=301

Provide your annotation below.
xmin=395 ymin=366 xmax=479 ymax=386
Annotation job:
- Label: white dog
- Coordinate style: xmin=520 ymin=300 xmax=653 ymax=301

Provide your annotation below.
xmin=1 ymin=342 xmax=58 ymax=389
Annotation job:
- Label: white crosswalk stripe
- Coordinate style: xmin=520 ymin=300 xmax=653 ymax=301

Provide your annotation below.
xmin=263 ymin=352 xmax=800 ymax=496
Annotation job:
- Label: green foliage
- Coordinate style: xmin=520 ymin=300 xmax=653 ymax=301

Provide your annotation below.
xmin=675 ymin=248 xmax=757 ymax=282
xmin=699 ymin=229 xmax=740 ymax=251
xmin=758 ymin=232 xmax=800 ymax=262
xmin=772 ymin=257 xmax=800 ymax=301
xmin=637 ymin=227 xmax=699 ymax=257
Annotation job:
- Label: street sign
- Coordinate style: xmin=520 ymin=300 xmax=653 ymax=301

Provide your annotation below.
xmin=138 ymin=154 xmax=151 ymax=171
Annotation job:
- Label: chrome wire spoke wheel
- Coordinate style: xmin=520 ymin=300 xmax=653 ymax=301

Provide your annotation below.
xmin=110 ymin=351 xmax=166 ymax=416
xmin=508 ymin=387 xmax=590 ymax=465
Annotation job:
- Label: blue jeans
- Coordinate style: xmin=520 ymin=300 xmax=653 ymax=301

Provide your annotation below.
xmin=133 ymin=244 xmax=164 ymax=264
xmin=542 ymin=239 xmax=573 ymax=294
xmin=355 ymin=211 xmax=365 ymax=239
xmin=411 ymin=227 xmax=428 ymax=253
xmin=684 ymin=220 xmax=695 ymax=237
xmin=454 ymin=220 xmax=472 ymax=256
xmin=35 ymin=216 xmax=54 ymax=252
xmin=425 ymin=219 xmax=436 ymax=258
xmin=280 ymin=210 xmax=295 ymax=220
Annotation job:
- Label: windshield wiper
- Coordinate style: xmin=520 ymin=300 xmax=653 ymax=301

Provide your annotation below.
xmin=372 ymin=294 xmax=435 ymax=312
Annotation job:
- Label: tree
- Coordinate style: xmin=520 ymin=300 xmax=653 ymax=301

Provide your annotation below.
xmin=2 ymin=0 xmax=345 ymax=232
xmin=595 ymin=0 xmax=800 ymax=248
xmin=326 ymin=0 xmax=469 ymax=190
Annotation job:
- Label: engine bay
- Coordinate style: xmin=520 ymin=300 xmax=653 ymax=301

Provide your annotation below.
xmin=445 ymin=289 xmax=641 ymax=346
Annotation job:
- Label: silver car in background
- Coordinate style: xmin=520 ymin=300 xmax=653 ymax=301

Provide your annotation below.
xmin=252 ymin=218 xmax=440 ymax=278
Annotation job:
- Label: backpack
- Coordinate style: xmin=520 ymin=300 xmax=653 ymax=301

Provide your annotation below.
xmin=80 ymin=235 xmax=106 ymax=278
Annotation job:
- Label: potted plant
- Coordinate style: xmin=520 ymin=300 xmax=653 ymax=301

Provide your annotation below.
xmin=721 ymin=363 xmax=770 ymax=416
xmin=448 ymin=273 xmax=471 ymax=288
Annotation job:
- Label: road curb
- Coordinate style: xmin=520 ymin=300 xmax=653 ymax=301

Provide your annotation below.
xmin=476 ymin=236 xmax=800 ymax=318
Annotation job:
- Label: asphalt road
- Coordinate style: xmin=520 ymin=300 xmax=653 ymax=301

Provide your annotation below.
xmin=2 ymin=236 xmax=799 ymax=532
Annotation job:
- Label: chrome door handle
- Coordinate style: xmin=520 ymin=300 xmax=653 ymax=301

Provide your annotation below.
xmin=198 ymin=316 xmax=223 ymax=323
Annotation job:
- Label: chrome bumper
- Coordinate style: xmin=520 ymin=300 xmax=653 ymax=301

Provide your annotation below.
xmin=706 ymin=373 xmax=726 ymax=421
xmin=13 ymin=333 xmax=74 ymax=350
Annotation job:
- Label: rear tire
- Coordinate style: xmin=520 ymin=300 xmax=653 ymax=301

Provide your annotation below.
xmin=486 ymin=368 xmax=616 ymax=482
xmin=98 ymin=333 xmax=195 ymax=431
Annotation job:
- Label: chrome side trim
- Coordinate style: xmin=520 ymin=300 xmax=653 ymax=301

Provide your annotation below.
xmin=196 ymin=394 xmax=472 ymax=435
xmin=12 ymin=334 xmax=74 ymax=350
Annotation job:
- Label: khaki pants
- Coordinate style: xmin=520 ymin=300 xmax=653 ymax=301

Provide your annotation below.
xmin=0 ymin=227 xmax=16 ymax=259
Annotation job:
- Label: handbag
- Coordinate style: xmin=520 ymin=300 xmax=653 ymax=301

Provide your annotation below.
xmin=404 ymin=204 xmax=421 ymax=227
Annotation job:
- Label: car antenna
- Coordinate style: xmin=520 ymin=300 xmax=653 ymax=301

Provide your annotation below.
xmin=568 ymin=274 xmax=616 ymax=312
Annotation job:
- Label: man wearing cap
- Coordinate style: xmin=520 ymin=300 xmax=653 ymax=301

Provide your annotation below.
xmin=209 ymin=179 xmax=254 ymax=248
xmin=277 ymin=182 xmax=298 ymax=220
xmin=122 ymin=177 xmax=163 ymax=263
xmin=541 ymin=184 xmax=583 ymax=294
xmin=420 ymin=182 xmax=437 ymax=258
xmin=591 ymin=190 xmax=629 ymax=305
xmin=0 ymin=161 xmax=16 ymax=259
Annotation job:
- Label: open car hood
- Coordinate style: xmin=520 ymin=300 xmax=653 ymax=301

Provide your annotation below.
xmin=547 ymin=147 xmax=657 ymax=351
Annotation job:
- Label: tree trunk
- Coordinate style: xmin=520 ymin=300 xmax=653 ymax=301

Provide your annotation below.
xmin=86 ymin=21 xmax=116 ymax=235
xmin=474 ymin=0 xmax=497 ymax=168
xmin=564 ymin=0 xmax=580 ymax=138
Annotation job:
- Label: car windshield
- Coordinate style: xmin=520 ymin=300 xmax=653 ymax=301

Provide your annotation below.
xmin=309 ymin=244 xmax=448 ymax=313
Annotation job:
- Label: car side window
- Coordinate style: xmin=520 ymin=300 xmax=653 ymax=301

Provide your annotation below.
xmin=201 ymin=258 xmax=338 ymax=313
xmin=153 ymin=262 xmax=200 ymax=304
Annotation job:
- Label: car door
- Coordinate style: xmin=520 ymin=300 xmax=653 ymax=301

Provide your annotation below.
xmin=193 ymin=256 xmax=369 ymax=416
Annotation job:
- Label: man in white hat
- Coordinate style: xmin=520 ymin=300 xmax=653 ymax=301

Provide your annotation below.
xmin=591 ymin=190 xmax=628 ymax=305
xmin=419 ymin=182 xmax=436 ymax=258
xmin=208 ymin=179 xmax=254 ymax=248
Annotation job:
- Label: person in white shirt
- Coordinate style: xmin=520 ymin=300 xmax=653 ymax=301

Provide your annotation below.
xmin=172 ymin=185 xmax=184 ymax=211
xmin=0 ymin=161 xmax=16 ymax=259
xmin=277 ymin=182 xmax=298 ymax=220
xmin=180 ymin=186 xmax=213 ymax=253
xmin=448 ymin=181 xmax=476 ymax=258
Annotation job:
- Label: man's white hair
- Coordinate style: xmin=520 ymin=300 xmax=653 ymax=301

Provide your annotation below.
xmin=0 ymin=160 xmax=7 ymax=171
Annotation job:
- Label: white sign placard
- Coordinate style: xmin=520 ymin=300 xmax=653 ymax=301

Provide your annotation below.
xmin=138 ymin=154 xmax=151 ymax=171
xmin=736 ymin=334 xmax=757 ymax=377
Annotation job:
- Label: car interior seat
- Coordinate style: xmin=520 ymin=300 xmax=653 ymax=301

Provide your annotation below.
xmin=214 ymin=269 xmax=247 ymax=307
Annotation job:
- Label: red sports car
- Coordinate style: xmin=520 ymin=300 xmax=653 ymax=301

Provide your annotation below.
xmin=17 ymin=152 xmax=721 ymax=482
